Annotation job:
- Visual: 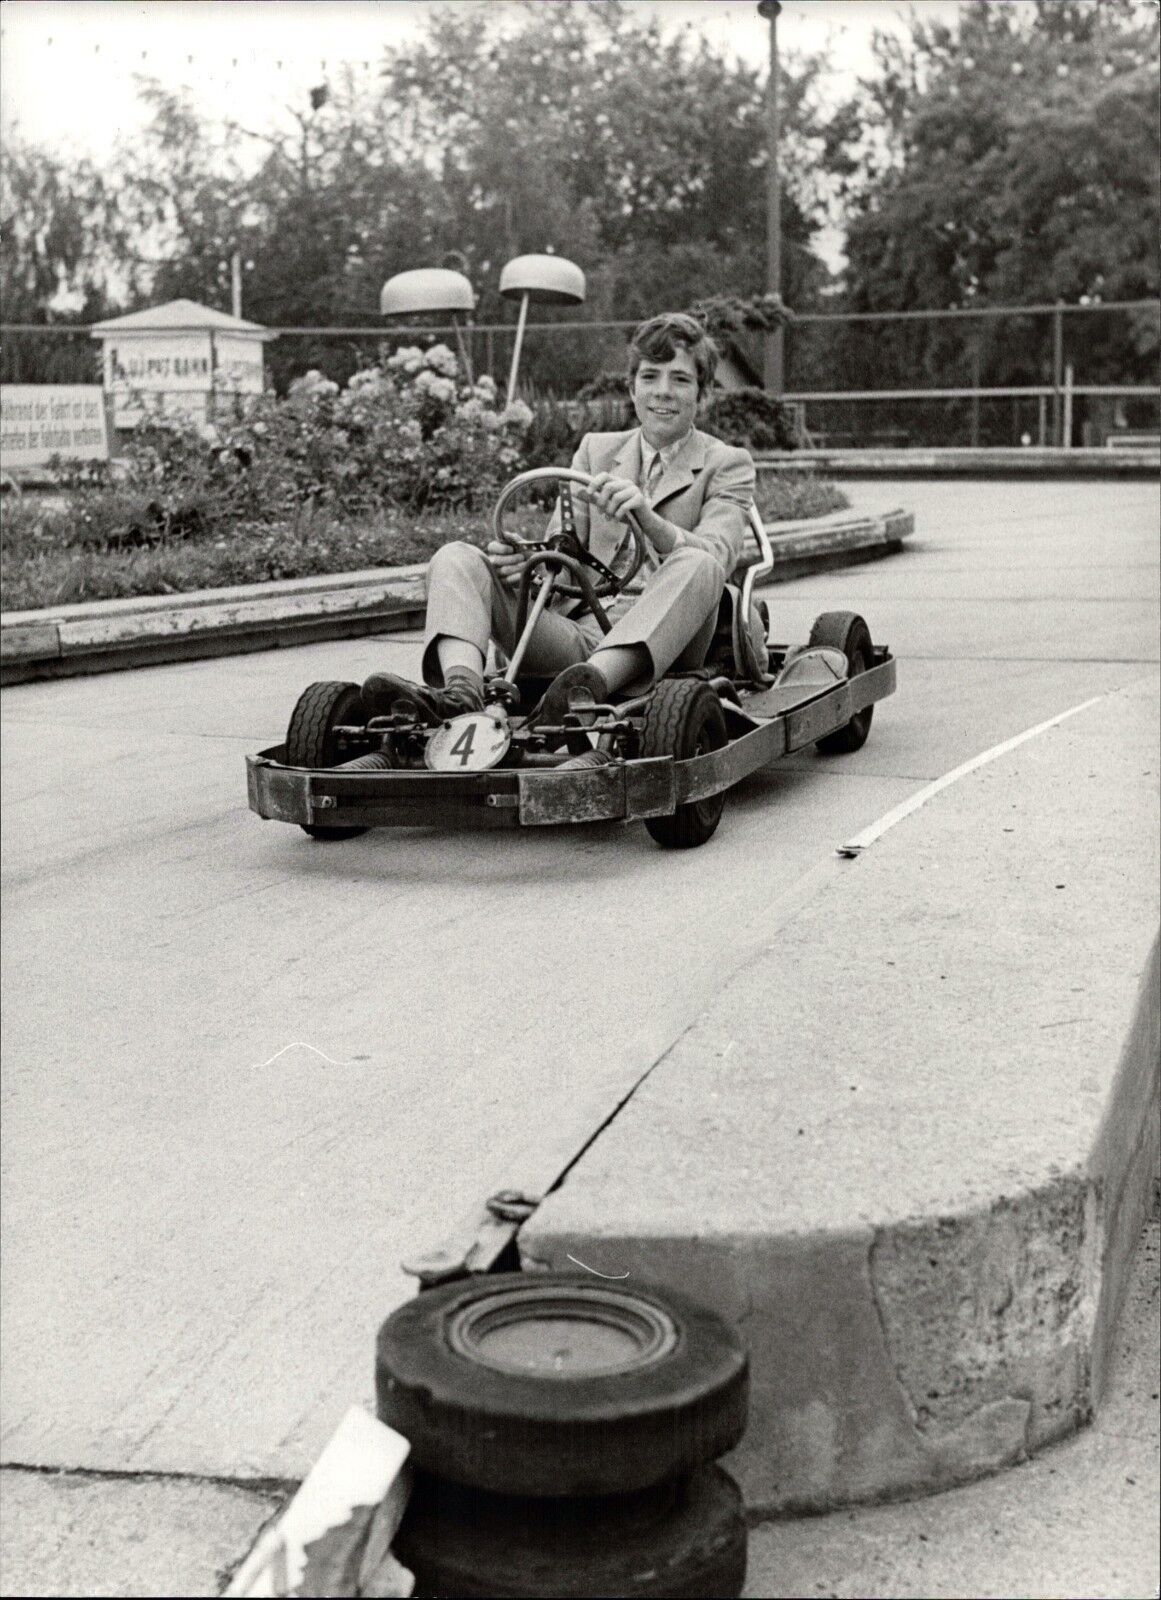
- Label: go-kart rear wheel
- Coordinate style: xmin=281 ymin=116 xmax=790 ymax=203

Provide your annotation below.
xmin=808 ymin=612 xmax=874 ymax=754
xmin=392 ymin=1465 xmax=747 ymax=1599
xmin=640 ymin=681 xmax=729 ymax=849
xmin=285 ymin=680 xmax=368 ymax=840
xmin=375 ymin=1271 xmax=748 ymax=1498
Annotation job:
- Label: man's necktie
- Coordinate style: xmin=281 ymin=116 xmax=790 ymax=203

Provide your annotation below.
xmin=644 ymin=451 xmax=664 ymax=502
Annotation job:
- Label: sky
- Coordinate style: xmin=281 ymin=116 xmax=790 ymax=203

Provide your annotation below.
xmin=1 ymin=0 xmax=969 ymax=162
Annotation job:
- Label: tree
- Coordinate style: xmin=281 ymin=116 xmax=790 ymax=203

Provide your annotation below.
xmin=0 ymin=136 xmax=135 ymax=323
xmin=382 ymin=0 xmax=832 ymax=390
xmin=817 ymin=0 xmax=1159 ymax=404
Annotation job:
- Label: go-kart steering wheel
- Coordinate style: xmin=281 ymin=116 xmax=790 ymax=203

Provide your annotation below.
xmin=491 ymin=467 xmax=647 ymax=601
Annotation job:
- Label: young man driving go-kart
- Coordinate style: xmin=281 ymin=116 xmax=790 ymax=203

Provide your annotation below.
xmin=361 ymin=312 xmax=757 ymax=751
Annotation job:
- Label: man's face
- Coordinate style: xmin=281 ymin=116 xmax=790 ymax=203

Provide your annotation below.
xmin=631 ymin=345 xmax=700 ymax=449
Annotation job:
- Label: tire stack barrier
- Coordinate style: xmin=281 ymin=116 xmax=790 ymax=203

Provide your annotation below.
xmin=374 ymin=1272 xmax=750 ymax=1598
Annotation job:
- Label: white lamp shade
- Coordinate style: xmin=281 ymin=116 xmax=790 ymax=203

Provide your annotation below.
xmin=379 ymin=269 xmax=475 ymax=316
xmin=498 ymin=255 xmax=585 ymax=306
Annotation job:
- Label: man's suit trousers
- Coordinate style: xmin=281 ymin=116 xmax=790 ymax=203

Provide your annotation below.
xmin=421 ymin=540 xmax=724 ymax=685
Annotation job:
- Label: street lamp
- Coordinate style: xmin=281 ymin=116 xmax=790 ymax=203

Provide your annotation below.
xmin=758 ymin=0 xmax=784 ymax=393
xmin=498 ymin=254 xmax=586 ymax=406
xmin=379 ymin=267 xmax=477 ymax=382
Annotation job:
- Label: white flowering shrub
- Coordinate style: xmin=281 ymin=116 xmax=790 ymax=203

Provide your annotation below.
xmin=211 ymin=342 xmax=536 ymax=513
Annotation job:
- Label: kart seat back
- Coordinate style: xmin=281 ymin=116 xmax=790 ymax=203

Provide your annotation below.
xmin=702 ymin=505 xmax=775 ymax=678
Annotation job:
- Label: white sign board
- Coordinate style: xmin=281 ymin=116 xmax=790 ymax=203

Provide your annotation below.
xmin=102 ymin=330 xmax=265 ymax=429
xmin=0 ymin=386 xmax=109 ymax=470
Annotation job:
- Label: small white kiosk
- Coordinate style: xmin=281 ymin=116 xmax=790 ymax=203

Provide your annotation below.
xmin=90 ymin=298 xmax=275 ymax=433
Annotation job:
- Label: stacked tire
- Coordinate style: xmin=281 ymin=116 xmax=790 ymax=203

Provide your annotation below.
xmin=375 ymin=1272 xmax=750 ymax=1598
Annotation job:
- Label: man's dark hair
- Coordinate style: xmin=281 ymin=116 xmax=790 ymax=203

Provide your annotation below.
xmin=627 ymin=313 xmax=719 ymax=397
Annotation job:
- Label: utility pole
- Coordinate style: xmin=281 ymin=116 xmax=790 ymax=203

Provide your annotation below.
xmin=758 ymin=0 xmax=784 ymax=394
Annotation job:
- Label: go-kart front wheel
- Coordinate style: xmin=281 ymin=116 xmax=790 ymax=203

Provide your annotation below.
xmin=641 ymin=680 xmax=729 ymax=850
xmin=285 ymin=680 xmax=368 ymax=840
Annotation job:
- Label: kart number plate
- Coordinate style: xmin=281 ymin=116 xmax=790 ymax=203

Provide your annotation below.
xmin=425 ymin=712 xmax=512 ymax=773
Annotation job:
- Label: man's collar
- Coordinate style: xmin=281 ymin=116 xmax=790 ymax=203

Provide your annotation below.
xmin=640 ymin=427 xmax=695 ymax=468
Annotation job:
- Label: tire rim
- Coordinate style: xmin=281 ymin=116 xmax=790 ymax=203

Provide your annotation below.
xmin=848 ymin=645 xmax=871 ymax=734
xmin=692 ymin=725 xmax=726 ymax=825
xmin=446 ymin=1286 xmax=679 ymax=1378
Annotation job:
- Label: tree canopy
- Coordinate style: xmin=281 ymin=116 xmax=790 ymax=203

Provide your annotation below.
xmin=815 ymin=0 xmax=1159 ymax=393
xmin=2 ymin=0 xmax=1157 ymax=400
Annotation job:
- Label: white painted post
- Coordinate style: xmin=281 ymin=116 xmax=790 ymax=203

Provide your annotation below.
xmin=1063 ymin=362 xmax=1074 ymax=450
xmin=506 ymin=291 xmax=530 ymax=408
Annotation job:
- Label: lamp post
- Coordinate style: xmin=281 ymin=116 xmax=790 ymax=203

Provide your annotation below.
xmin=758 ymin=0 xmax=784 ymax=394
xmin=379 ymin=268 xmax=476 ymax=383
xmin=497 ymin=254 xmax=586 ymax=406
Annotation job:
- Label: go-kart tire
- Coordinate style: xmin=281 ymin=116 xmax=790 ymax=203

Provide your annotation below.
xmin=808 ymin=612 xmax=874 ymax=754
xmin=392 ymin=1465 xmax=747 ymax=1599
xmin=375 ymin=1272 xmax=748 ymax=1498
xmin=640 ymin=680 xmax=729 ymax=850
xmin=285 ymin=680 xmax=368 ymax=839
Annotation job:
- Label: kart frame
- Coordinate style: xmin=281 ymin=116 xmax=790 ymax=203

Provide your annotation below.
xmin=246 ymin=645 xmax=896 ymax=833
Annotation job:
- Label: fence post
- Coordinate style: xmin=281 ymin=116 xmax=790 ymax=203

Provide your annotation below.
xmin=1063 ymin=362 xmax=1074 ymax=449
xmin=970 ymin=336 xmax=981 ymax=448
xmin=1052 ymin=300 xmax=1064 ymax=446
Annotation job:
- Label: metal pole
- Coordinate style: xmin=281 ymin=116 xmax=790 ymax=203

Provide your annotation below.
xmin=450 ymin=314 xmax=474 ymax=385
xmin=1063 ymin=361 xmax=1074 ymax=449
xmin=503 ymin=567 xmax=557 ymax=683
xmin=1053 ymin=308 xmax=1064 ymax=444
xmin=759 ymin=1 xmax=784 ymax=394
xmin=970 ymin=336 xmax=981 ymax=447
xmin=506 ymin=292 xmax=530 ymax=407
xmin=231 ymin=251 xmax=243 ymax=320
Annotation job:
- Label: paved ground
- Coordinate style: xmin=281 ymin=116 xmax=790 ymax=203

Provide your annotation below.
xmin=2 ymin=478 xmax=1157 ymax=1590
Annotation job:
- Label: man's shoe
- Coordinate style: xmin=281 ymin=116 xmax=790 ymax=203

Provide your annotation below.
xmin=361 ymin=673 xmax=443 ymax=724
xmin=539 ymin=662 xmax=610 ymax=725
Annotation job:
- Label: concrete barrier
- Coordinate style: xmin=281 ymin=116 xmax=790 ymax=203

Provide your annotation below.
xmin=756 ymin=446 xmax=1160 ymax=479
xmin=519 ymin=677 xmax=1160 ymax=1514
xmin=0 ymin=509 xmax=913 ymax=684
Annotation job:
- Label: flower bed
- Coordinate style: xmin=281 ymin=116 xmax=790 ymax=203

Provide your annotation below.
xmin=1 ymin=341 xmax=847 ymax=611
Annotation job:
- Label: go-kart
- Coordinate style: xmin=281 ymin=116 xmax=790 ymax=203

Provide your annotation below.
xmin=245 ymin=468 xmax=896 ymax=849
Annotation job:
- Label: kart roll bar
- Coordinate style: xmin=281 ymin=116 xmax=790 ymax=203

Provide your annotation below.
xmin=739 ymin=504 xmax=775 ymax=628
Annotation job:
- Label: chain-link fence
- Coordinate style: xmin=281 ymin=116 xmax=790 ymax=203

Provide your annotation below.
xmin=4 ymin=299 xmax=1157 ymax=448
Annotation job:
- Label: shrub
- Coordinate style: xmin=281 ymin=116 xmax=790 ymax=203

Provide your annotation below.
xmin=701 ymin=388 xmax=803 ymax=452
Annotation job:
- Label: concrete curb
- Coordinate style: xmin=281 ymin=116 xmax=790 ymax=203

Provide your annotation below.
xmin=519 ymin=678 xmax=1160 ymax=1514
xmin=756 ymin=446 xmax=1160 ymax=478
xmin=0 ymin=509 xmax=913 ymax=685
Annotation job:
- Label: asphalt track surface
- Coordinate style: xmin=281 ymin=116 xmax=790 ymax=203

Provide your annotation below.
xmin=1 ymin=479 xmax=1157 ymax=1486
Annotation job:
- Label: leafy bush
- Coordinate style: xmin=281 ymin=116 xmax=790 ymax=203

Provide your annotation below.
xmin=701 ymin=389 xmax=803 ymax=452
xmin=755 ymin=469 xmax=849 ymax=523
xmin=212 ymin=348 xmax=532 ymax=516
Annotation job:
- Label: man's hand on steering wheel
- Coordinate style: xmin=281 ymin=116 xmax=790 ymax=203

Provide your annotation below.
xmin=577 ymin=472 xmax=649 ymax=526
xmin=491 ymin=468 xmax=647 ymax=601
xmin=486 ymin=539 xmax=528 ymax=589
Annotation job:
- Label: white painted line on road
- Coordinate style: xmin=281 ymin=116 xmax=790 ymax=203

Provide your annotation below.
xmin=836 ymin=695 xmax=1106 ymax=858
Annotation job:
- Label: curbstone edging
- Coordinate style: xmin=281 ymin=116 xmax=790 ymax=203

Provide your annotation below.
xmin=755 ymin=446 xmax=1160 ymax=479
xmin=0 ymin=510 xmax=914 ymax=685
xmin=518 ymin=678 xmax=1160 ymax=1514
